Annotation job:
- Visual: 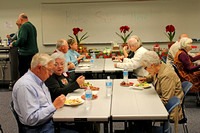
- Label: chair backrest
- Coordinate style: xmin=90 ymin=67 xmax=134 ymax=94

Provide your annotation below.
xmin=181 ymin=81 xmax=193 ymax=122
xmin=10 ymin=101 xmax=23 ymax=133
xmin=181 ymin=81 xmax=193 ymax=97
xmin=0 ymin=124 xmax=3 ymax=133
xmin=166 ymin=96 xmax=181 ymax=114
xmin=171 ymin=63 xmax=181 ymax=78
xmin=161 ymin=56 xmax=167 ymax=63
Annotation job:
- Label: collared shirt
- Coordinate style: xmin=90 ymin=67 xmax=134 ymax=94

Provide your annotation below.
xmin=12 ymin=70 xmax=56 ymax=126
xmin=54 ymin=49 xmax=63 ymax=54
xmin=65 ymin=49 xmax=80 ymax=71
xmin=116 ymin=46 xmax=149 ymax=77
xmin=166 ymin=41 xmax=179 ymax=65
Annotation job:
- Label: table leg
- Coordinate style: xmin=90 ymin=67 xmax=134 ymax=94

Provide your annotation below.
xmin=110 ymin=118 xmax=113 ymax=133
xmin=104 ymin=122 xmax=109 ymax=133
xmin=54 ymin=122 xmax=60 ymax=133
xmin=124 ymin=121 xmax=128 ymax=133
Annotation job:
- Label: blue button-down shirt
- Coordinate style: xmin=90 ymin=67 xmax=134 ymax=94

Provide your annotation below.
xmin=12 ymin=70 xmax=56 ymax=126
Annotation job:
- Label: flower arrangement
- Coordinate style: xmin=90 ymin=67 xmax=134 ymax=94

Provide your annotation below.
xmin=68 ymin=28 xmax=89 ymax=45
xmin=156 ymin=48 xmax=168 ymax=63
xmin=165 ymin=25 xmax=175 ymax=42
xmin=116 ymin=26 xmax=133 ymax=44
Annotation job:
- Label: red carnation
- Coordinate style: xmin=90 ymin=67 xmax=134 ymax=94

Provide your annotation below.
xmin=116 ymin=25 xmax=133 ymax=44
xmin=69 ymin=27 xmax=89 ymax=45
xmin=166 ymin=25 xmax=175 ymax=32
xmin=165 ymin=25 xmax=175 ymax=42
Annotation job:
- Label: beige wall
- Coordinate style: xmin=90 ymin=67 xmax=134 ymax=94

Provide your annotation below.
xmin=0 ymin=0 xmax=199 ymax=54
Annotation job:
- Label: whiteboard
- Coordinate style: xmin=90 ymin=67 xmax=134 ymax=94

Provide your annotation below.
xmin=41 ymin=0 xmax=200 ymax=45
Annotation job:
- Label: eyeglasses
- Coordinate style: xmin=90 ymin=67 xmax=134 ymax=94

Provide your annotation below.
xmin=54 ymin=62 xmax=65 ymax=67
xmin=42 ymin=66 xmax=54 ymax=73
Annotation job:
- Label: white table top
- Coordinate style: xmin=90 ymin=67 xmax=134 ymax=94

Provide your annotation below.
xmin=104 ymin=59 xmax=133 ymax=73
xmin=75 ymin=59 xmax=105 ymax=73
xmin=53 ymin=79 xmax=112 ymax=122
xmin=104 ymin=59 xmax=123 ymax=72
xmin=111 ymin=79 xmax=168 ymax=121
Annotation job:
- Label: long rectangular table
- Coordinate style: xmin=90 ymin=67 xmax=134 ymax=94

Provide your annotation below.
xmin=75 ymin=58 xmax=134 ymax=79
xmin=53 ymin=79 xmax=169 ymax=133
xmin=104 ymin=58 xmax=124 ymax=73
xmin=53 ymin=79 xmax=112 ymax=133
xmin=75 ymin=59 xmax=105 ymax=73
xmin=111 ymin=79 xmax=168 ymax=132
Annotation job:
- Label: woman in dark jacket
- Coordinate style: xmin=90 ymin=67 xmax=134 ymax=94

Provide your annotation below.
xmin=45 ymin=52 xmax=85 ymax=101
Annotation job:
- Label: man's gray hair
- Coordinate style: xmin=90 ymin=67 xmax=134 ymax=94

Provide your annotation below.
xmin=56 ymin=39 xmax=66 ymax=49
xmin=179 ymin=37 xmax=192 ymax=50
xmin=51 ymin=52 xmax=65 ymax=61
xmin=140 ymin=51 xmax=160 ymax=67
xmin=31 ymin=53 xmax=54 ymax=68
xmin=128 ymin=35 xmax=142 ymax=47
xmin=19 ymin=13 xmax=28 ymax=19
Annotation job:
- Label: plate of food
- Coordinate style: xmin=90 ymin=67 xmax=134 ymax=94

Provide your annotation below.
xmin=64 ymin=97 xmax=84 ymax=106
xmin=89 ymin=86 xmax=100 ymax=91
xmin=81 ymin=94 xmax=98 ymax=100
xmin=84 ymin=86 xmax=100 ymax=91
xmin=120 ymin=81 xmax=134 ymax=86
xmin=113 ymin=59 xmax=119 ymax=62
xmin=80 ymin=82 xmax=92 ymax=88
xmin=78 ymin=64 xmax=90 ymax=67
xmin=133 ymin=82 xmax=151 ymax=89
xmin=83 ymin=59 xmax=91 ymax=62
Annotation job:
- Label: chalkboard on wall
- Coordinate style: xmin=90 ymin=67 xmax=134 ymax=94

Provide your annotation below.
xmin=41 ymin=0 xmax=200 ymax=45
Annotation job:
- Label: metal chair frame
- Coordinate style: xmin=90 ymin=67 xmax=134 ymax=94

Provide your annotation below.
xmin=10 ymin=101 xmax=24 ymax=133
xmin=153 ymin=96 xmax=181 ymax=133
xmin=180 ymin=81 xmax=193 ymax=133
xmin=0 ymin=124 xmax=3 ymax=133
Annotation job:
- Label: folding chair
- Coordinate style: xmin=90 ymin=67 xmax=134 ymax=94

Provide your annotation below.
xmin=179 ymin=81 xmax=192 ymax=133
xmin=10 ymin=101 xmax=24 ymax=133
xmin=152 ymin=96 xmax=181 ymax=133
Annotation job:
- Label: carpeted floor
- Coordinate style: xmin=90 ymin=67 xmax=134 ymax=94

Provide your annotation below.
xmin=0 ymin=88 xmax=199 ymax=133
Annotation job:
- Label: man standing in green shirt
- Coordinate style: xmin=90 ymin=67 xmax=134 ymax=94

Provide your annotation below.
xmin=10 ymin=13 xmax=38 ymax=77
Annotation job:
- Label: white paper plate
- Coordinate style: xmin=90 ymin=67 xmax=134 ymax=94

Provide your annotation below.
xmin=65 ymin=96 xmax=84 ymax=106
xmin=79 ymin=64 xmax=90 ymax=67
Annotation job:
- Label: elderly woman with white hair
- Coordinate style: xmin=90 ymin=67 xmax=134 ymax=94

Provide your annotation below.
xmin=45 ymin=52 xmax=85 ymax=102
xmin=114 ymin=35 xmax=149 ymax=77
xmin=138 ymin=51 xmax=184 ymax=131
xmin=174 ymin=37 xmax=200 ymax=95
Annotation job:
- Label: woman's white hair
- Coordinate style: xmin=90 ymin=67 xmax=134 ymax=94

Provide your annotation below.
xmin=179 ymin=37 xmax=192 ymax=50
xmin=128 ymin=35 xmax=142 ymax=47
xmin=56 ymin=39 xmax=66 ymax=49
xmin=31 ymin=53 xmax=54 ymax=68
xmin=140 ymin=51 xmax=160 ymax=67
xmin=51 ymin=52 xmax=65 ymax=61
xmin=51 ymin=53 xmax=68 ymax=72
